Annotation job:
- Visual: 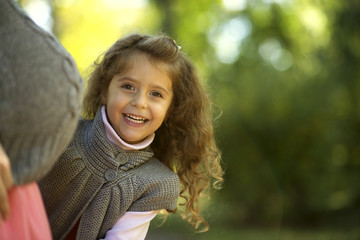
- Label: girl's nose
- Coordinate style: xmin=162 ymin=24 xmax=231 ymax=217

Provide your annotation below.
xmin=131 ymin=92 xmax=148 ymax=108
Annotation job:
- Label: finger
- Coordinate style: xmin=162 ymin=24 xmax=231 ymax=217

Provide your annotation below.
xmin=0 ymin=180 xmax=10 ymax=221
xmin=0 ymin=145 xmax=12 ymax=221
xmin=2 ymin=163 xmax=13 ymax=189
xmin=0 ymin=147 xmax=13 ymax=189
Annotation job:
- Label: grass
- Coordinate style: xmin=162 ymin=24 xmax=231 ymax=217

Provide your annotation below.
xmin=147 ymin=227 xmax=360 ymax=240
xmin=147 ymin=216 xmax=360 ymax=240
xmin=195 ymin=227 xmax=360 ymax=240
xmin=146 ymin=212 xmax=360 ymax=240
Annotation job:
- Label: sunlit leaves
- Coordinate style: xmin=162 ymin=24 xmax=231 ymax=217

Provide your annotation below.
xmin=53 ymin=0 xmax=158 ymax=74
xmin=208 ymin=16 xmax=252 ymax=64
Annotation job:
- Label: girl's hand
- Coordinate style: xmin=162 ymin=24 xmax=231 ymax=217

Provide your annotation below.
xmin=0 ymin=144 xmax=13 ymax=222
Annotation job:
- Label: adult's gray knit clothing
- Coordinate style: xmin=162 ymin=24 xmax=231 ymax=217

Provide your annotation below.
xmin=0 ymin=0 xmax=83 ymax=185
xmin=39 ymin=109 xmax=180 ymax=240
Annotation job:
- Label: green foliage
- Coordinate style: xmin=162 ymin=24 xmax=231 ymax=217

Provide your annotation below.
xmin=154 ymin=0 xmax=360 ymax=228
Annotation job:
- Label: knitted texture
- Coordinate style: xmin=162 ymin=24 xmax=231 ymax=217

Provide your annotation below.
xmin=0 ymin=0 xmax=83 ymax=185
xmin=39 ymin=108 xmax=180 ymax=240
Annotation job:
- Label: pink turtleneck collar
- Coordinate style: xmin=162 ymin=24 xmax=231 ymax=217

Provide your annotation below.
xmin=101 ymin=106 xmax=155 ymax=150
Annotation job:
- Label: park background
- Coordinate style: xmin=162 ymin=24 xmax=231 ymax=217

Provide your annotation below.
xmin=18 ymin=0 xmax=360 ymax=239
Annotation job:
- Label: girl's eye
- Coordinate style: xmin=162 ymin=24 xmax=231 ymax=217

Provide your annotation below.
xmin=151 ymin=91 xmax=163 ymax=98
xmin=121 ymin=84 xmax=135 ymax=91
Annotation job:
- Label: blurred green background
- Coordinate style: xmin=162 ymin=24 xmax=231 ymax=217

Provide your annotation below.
xmin=19 ymin=0 xmax=360 ymax=239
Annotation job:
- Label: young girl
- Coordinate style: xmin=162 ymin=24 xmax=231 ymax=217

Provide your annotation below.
xmin=39 ymin=33 xmax=223 ymax=240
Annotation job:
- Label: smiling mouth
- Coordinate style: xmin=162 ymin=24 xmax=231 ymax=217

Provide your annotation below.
xmin=123 ymin=114 xmax=149 ymax=124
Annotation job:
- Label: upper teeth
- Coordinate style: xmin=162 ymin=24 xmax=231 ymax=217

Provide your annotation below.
xmin=125 ymin=114 xmax=146 ymax=123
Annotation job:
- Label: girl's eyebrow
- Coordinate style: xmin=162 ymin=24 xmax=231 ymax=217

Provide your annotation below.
xmin=117 ymin=76 xmax=135 ymax=82
xmin=155 ymin=86 xmax=172 ymax=96
xmin=117 ymin=76 xmax=172 ymax=96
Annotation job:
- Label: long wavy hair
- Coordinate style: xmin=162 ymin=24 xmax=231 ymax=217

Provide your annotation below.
xmin=82 ymin=33 xmax=224 ymax=231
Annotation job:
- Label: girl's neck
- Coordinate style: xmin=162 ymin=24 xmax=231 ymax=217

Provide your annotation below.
xmin=101 ymin=106 xmax=154 ymax=150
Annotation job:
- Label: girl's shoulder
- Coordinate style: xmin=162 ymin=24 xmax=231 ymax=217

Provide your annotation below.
xmin=129 ymin=157 xmax=180 ymax=212
xmin=141 ymin=157 xmax=179 ymax=181
xmin=133 ymin=157 xmax=180 ymax=193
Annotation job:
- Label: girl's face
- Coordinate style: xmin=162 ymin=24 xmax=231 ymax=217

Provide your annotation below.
xmin=102 ymin=55 xmax=173 ymax=144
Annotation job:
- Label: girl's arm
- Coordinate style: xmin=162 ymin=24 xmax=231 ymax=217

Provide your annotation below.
xmin=101 ymin=211 xmax=158 ymax=240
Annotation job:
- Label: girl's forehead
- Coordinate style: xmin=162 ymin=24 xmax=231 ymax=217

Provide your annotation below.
xmin=127 ymin=53 xmax=173 ymax=76
xmin=111 ymin=52 xmax=177 ymax=90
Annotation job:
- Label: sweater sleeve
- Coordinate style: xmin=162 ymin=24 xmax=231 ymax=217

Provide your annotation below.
xmin=100 ymin=211 xmax=158 ymax=240
xmin=129 ymin=158 xmax=180 ymax=212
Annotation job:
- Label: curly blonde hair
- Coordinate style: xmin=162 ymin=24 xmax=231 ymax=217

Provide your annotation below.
xmin=82 ymin=33 xmax=224 ymax=231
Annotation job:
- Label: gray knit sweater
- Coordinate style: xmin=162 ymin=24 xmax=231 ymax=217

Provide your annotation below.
xmin=39 ymin=109 xmax=180 ymax=240
xmin=0 ymin=0 xmax=83 ymax=185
